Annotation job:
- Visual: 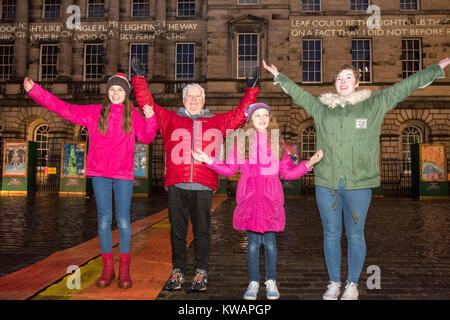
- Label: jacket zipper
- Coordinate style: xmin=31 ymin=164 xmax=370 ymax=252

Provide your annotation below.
xmin=190 ymin=120 xmax=195 ymax=183
xmin=331 ymin=145 xmax=335 ymax=195
xmin=190 ymin=119 xmax=201 ymax=183
xmin=164 ymin=151 xmax=166 ymax=177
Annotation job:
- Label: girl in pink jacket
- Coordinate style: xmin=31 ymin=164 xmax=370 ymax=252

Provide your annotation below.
xmin=24 ymin=73 xmax=157 ymax=290
xmin=193 ymin=102 xmax=323 ymax=300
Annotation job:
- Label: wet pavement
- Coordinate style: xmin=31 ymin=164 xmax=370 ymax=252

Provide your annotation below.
xmin=0 ymin=193 xmax=168 ymax=277
xmin=0 ymin=193 xmax=449 ymax=300
xmin=157 ymin=196 xmax=450 ymax=300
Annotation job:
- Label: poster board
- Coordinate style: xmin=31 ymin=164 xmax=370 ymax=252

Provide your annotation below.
xmin=3 ymin=141 xmax=27 ymax=177
xmin=419 ymin=144 xmax=447 ymax=182
xmin=411 ymin=143 xmax=448 ymax=199
xmin=1 ymin=141 xmax=37 ymax=194
xmin=61 ymin=142 xmax=87 ymax=178
xmin=59 ymin=141 xmax=87 ymax=195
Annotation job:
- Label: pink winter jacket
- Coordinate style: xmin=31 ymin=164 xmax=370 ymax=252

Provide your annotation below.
xmin=28 ymin=83 xmax=158 ymax=181
xmin=206 ymin=131 xmax=311 ymax=233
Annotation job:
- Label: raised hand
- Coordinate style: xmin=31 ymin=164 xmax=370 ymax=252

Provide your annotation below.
xmin=307 ymin=149 xmax=323 ymax=168
xmin=192 ymin=149 xmax=213 ymax=165
xmin=438 ymin=57 xmax=450 ymax=70
xmin=246 ymin=67 xmax=259 ymax=87
xmin=263 ymin=60 xmax=279 ymax=78
xmin=142 ymin=104 xmax=154 ymax=118
xmin=131 ymin=56 xmax=146 ymax=77
xmin=23 ymin=77 xmax=35 ymax=92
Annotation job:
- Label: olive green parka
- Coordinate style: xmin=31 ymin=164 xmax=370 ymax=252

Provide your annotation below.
xmin=274 ymin=64 xmax=445 ymax=191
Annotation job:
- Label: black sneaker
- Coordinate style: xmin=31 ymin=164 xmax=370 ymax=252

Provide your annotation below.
xmin=165 ymin=269 xmax=185 ymax=291
xmin=191 ymin=269 xmax=207 ymax=292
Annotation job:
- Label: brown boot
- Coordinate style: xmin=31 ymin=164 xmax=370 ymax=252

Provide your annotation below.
xmin=118 ymin=253 xmax=132 ymax=289
xmin=96 ymin=252 xmax=115 ymax=288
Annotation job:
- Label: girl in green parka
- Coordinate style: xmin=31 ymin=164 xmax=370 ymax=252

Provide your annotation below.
xmin=264 ymin=57 xmax=450 ymax=300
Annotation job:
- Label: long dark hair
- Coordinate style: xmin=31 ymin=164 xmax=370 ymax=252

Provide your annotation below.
xmin=97 ymin=96 xmax=133 ymax=135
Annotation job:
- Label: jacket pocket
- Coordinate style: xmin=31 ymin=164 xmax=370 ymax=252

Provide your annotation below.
xmin=354 ymin=138 xmax=379 ymax=180
xmin=264 ymin=178 xmax=282 ymax=204
xmin=236 ymin=178 xmax=255 ymax=204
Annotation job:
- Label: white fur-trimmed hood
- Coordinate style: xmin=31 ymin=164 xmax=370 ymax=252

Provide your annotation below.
xmin=319 ymin=89 xmax=372 ymax=109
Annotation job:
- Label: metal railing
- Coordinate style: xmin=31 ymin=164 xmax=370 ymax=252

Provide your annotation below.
xmin=36 ymin=155 xmax=60 ymax=192
xmin=298 ymin=158 xmax=415 ymax=197
xmin=380 ymin=158 xmax=413 ymax=197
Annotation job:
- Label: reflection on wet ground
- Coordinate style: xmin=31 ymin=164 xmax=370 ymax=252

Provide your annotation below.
xmin=0 ymin=193 xmax=168 ymax=277
xmin=158 ymin=197 xmax=450 ymax=300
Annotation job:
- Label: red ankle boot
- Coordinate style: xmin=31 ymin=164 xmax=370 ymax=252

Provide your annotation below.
xmin=118 ymin=253 xmax=132 ymax=289
xmin=96 ymin=252 xmax=115 ymax=288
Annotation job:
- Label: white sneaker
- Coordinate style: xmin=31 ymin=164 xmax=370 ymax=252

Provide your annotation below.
xmin=341 ymin=282 xmax=359 ymax=300
xmin=265 ymin=279 xmax=280 ymax=300
xmin=322 ymin=281 xmax=341 ymax=300
xmin=243 ymin=281 xmax=259 ymax=300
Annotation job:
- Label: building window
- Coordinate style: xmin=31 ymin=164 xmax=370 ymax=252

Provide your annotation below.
xmin=238 ymin=0 xmax=259 ymax=4
xmin=130 ymin=44 xmax=149 ymax=78
xmin=302 ymin=39 xmax=322 ymax=83
xmin=301 ymin=126 xmax=316 ymax=160
xmin=79 ymin=126 xmax=89 ymax=142
xmin=351 ymin=0 xmax=370 ymax=10
xmin=177 ymin=0 xmax=195 ymax=17
xmin=176 ymin=43 xmax=195 ymax=80
xmin=351 ymin=39 xmax=372 ymax=82
xmin=302 ymin=0 xmax=321 ymax=12
xmin=401 ymin=39 xmax=421 ymax=79
xmin=43 ymin=0 xmax=61 ymax=20
xmin=402 ymin=126 xmax=422 ymax=174
xmin=0 ymin=44 xmax=13 ymax=81
xmin=400 ymin=0 xmax=419 ymax=10
xmin=84 ymin=44 xmax=104 ymax=81
xmin=1 ymin=0 xmax=16 ymax=22
xmin=40 ymin=44 xmax=58 ymax=81
xmin=87 ymin=0 xmax=105 ymax=18
xmin=34 ymin=124 xmax=49 ymax=168
xmin=237 ymin=33 xmax=258 ymax=79
xmin=132 ymin=0 xmax=150 ymax=17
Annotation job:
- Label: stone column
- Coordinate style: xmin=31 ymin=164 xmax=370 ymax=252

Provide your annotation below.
xmin=59 ymin=0 xmax=73 ymax=79
xmin=13 ymin=0 xmax=29 ymax=78
xmin=105 ymin=0 xmax=120 ymax=77
xmin=153 ymin=0 xmax=167 ymax=78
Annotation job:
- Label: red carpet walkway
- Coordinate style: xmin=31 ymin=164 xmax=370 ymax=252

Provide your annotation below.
xmin=0 ymin=195 xmax=227 ymax=300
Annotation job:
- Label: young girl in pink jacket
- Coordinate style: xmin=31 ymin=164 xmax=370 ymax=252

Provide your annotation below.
xmin=24 ymin=73 xmax=157 ymax=290
xmin=193 ymin=102 xmax=323 ymax=300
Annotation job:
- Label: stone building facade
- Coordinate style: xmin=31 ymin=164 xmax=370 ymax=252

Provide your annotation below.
xmin=0 ymin=0 xmax=449 ymax=192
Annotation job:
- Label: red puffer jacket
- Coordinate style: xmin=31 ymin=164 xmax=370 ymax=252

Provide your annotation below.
xmin=132 ymin=76 xmax=259 ymax=190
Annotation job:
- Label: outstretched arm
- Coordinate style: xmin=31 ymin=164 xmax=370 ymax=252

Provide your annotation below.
xmin=263 ymin=60 xmax=322 ymax=118
xmin=131 ymin=57 xmax=172 ymax=134
xmin=134 ymin=105 xmax=158 ymax=144
xmin=378 ymin=57 xmax=448 ymax=113
xmin=438 ymin=57 xmax=450 ymax=70
xmin=279 ymin=149 xmax=323 ymax=180
xmin=217 ymin=68 xmax=260 ymax=132
xmin=193 ymin=148 xmax=240 ymax=177
xmin=25 ymin=77 xmax=93 ymax=127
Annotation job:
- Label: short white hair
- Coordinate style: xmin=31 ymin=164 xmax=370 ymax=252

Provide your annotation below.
xmin=182 ymin=83 xmax=205 ymax=99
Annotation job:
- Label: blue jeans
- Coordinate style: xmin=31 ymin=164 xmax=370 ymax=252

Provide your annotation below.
xmin=315 ymin=179 xmax=372 ymax=284
xmin=92 ymin=177 xmax=133 ymax=254
xmin=247 ymin=231 xmax=277 ymax=282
